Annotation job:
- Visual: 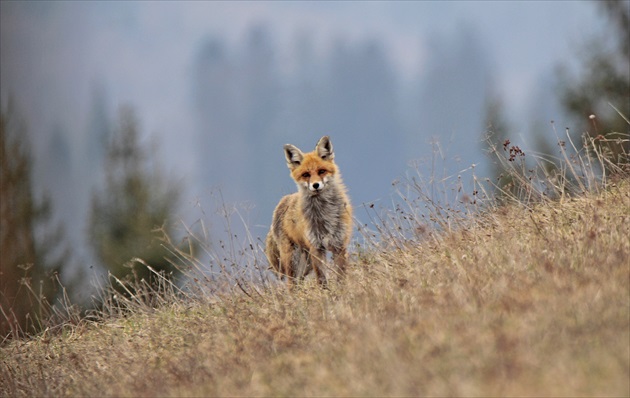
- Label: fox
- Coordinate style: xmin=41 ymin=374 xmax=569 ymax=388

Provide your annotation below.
xmin=265 ymin=135 xmax=353 ymax=287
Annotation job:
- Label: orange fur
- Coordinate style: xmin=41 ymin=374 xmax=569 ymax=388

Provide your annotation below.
xmin=266 ymin=136 xmax=353 ymax=287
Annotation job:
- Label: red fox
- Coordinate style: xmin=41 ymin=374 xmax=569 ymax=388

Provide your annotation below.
xmin=265 ymin=136 xmax=353 ymax=286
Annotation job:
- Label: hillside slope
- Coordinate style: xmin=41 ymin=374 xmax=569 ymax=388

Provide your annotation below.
xmin=2 ymin=183 xmax=629 ymax=397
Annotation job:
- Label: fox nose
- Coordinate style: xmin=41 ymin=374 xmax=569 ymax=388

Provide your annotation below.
xmin=312 ymin=182 xmax=320 ymax=190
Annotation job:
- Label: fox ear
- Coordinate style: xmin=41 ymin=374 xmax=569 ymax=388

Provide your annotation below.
xmin=316 ymin=135 xmax=334 ymax=161
xmin=284 ymin=144 xmax=304 ymax=169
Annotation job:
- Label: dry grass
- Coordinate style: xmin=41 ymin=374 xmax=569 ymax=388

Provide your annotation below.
xmin=2 ymin=129 xmax=629 ymax=397
xmin=2 ymin=179 xmax=628 ymax=397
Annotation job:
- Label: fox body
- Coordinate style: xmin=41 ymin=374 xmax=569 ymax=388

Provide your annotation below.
xmin=265 ymin=136 xmax=353 ymax=286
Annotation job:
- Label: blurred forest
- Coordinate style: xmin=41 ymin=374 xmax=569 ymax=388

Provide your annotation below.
xmin=1 ymin=1 xmax=628 ymax=337
xmin=191 ymin=22 xmax=493 ymax=227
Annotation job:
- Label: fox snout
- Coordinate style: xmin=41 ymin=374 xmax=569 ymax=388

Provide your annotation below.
xmin=309 ymin=180 xmax=325 ymax=193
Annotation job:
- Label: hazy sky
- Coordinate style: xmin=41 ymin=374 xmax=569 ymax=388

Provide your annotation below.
xmin=1 ymin=1 xmax=602 ymax=172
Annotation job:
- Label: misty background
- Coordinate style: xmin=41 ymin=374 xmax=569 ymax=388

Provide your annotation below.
xmin=1 ymin=2 xmax=609 ymax=289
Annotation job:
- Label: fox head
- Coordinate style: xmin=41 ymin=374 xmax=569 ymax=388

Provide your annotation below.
xmin=284 ymin=136 xmax=339 ymax=195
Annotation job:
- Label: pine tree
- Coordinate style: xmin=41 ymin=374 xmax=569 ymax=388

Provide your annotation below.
xmin=89 ymin=105 xmax=181 ymax=292
xmin=557 ymin=0 xmax=630 ymax=170
xmin=0 ymin=99 xmax=65 ymax=337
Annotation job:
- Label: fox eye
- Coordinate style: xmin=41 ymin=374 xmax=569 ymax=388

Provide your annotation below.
xmin=318 ymin=169 xmax=326 ymax=176
xmin=301 ymin=172 xmax=310 ymax=179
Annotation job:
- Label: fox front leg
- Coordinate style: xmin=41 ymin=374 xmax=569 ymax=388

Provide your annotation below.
xmin=277 ymin=240 xmax=296 ymax=287
xmin=332 ymin=247 xmax=348 ymax=279
xmin=310 ymin=248 xmax=328 ymax=287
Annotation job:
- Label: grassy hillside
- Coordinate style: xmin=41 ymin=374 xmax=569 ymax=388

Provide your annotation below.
xmin=2 ymin=178 xmax=629 ymax=396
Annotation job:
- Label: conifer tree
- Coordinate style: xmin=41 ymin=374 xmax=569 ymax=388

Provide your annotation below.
xmin=557 ymin=0 xmax=629 ymax=169
xmin=89 ymin=105 xmax=181 ymax=290
xmin=0 ymin=100 xmax=65 ymax=337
